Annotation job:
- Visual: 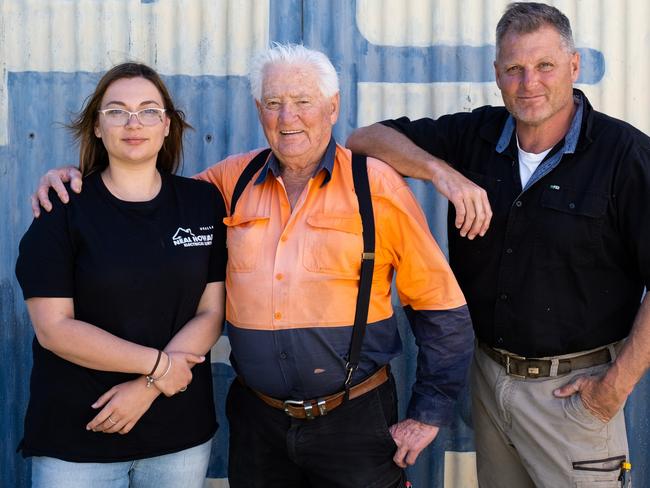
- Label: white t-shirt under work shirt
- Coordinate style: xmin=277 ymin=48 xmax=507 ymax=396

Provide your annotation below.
xmin=517 ymin=137 xmax=552 ymax=188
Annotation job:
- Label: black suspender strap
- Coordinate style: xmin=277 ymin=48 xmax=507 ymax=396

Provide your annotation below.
xmin=229 ymin=148 xmax=272 ymax=215
xmin=343 ymin=154 xmax=375 ymax=399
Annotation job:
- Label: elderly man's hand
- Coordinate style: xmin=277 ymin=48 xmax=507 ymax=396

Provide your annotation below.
xmin=31 ymin=166 xmax=83 ymax=217
xmin=554 ymin=372 xmax=627 ymax=423
xmin=389 ymin=418 xmax=439 ymax=468
xmin=430 ymin=162 xmax=492 ymax=240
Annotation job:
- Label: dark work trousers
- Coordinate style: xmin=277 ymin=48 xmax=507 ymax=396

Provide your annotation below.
xmin=226 ymin=373 xmax=405 ymax=488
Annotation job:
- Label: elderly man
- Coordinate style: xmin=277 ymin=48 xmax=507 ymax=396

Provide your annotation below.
xmin=348 ymin=2 xmax=650 ymax=487
xmin=32 ymin=44 xmax=473 ymax=488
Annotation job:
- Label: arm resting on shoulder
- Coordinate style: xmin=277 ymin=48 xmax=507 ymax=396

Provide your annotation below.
xmin=347 ymin=124 xmax=492 ymax=239
xmin=31 ymin=166 xmax=83 ymax=217
xmin=347 ymin=123 xmax=446 ymax=182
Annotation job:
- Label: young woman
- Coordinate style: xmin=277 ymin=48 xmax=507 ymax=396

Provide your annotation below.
xmin=15 ymin=63 xmax=226 ymax=488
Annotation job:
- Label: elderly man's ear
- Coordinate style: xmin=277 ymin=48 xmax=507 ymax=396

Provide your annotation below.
xmin=329 ymin=93 xmax=340 ymax=124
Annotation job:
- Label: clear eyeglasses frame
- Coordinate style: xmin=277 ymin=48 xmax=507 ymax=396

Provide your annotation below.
xmin=97 ymin=108 xmax=167 ymax=126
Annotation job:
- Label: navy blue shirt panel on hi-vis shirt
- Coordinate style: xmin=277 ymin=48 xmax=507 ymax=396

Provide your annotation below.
xmin=15 ymin=171 xmax=226 ymax=462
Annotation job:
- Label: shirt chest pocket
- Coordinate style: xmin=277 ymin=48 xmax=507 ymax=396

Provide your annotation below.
xmin=535 ymin=188 xmax=608 ymax=265
xmin=223 ymin=214 xmax=270 ymax=272
xmin=303 ymin=213 xmax=363 ymax=278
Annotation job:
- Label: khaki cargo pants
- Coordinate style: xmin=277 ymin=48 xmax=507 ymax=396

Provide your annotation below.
xmin=471 ymin=346 xmax=629 ymax=488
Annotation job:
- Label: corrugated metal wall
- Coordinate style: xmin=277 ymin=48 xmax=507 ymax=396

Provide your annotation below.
xmin=1 ymin=1 xmax=648 ymax=486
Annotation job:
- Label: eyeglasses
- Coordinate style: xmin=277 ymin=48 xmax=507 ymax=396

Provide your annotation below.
xmin=98 ymin=108 xmax=167 ymax=126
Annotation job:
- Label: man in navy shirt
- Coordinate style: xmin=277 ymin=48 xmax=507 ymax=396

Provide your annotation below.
xmin=348 ymin=2 xmax=650 ymax=487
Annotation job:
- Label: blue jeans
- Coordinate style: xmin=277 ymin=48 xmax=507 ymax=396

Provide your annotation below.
xmin=31 ymin=439 xmax=212 ymax=488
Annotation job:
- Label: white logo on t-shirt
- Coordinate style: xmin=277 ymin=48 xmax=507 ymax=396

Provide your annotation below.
xmin=172 ymin=227 xmax=213 ymax=247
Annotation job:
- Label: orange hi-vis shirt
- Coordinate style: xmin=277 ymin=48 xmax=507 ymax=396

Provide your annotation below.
xmin=197 ymin=141 xmax=472 ymax=426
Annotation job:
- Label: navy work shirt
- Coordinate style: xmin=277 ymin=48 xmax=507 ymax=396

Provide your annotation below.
xmin=383 ymin=90 xmax=650 ymax=357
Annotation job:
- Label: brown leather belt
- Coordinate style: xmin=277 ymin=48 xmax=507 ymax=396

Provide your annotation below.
xmin=479 ymin=341 xmax=623 ymax=379
xmin=246 ymin=365 xmax=389 ymax=420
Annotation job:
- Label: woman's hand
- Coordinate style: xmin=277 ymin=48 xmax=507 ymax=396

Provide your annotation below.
xmin=86 ymin=377 xmax=160 ymax=434
xmin=152 ymin=351 xmax=206 ymax=397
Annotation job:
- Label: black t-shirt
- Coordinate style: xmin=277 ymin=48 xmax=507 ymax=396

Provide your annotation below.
xmin=15 ymin=171 xmax=227 ymax=462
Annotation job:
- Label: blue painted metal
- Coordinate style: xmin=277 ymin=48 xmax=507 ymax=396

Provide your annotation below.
xmin=300 ymin=0 xmax=605 ymax=142
xmin=1 ymin=1 xmax=647 ymax=487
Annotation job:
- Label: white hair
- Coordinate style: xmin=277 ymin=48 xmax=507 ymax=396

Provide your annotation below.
xmin=248 ymin=43 xmax=340 ymax=101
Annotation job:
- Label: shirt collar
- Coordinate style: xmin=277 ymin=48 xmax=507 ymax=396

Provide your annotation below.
xmin=495 ymin=90 xmax=584 ymax=155
xmin=254 ymin=138 xmax=337 ymax=186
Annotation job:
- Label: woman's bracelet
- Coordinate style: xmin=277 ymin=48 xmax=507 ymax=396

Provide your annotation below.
xmin=147 ymin=349 xmax=163 ymax=377
xmin=145 ymin=353 xmax=172 ymax=388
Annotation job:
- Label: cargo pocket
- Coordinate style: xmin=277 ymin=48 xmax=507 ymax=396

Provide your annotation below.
xmin=573 ymin=454 xmax=627 ymax=487
xmin=575 ymin=480 xmax=622 ymax=487
xmin=303 ymin=213 xmax=363 ymax=278
xmin=223 ymin=214 xmax=269 ymax=272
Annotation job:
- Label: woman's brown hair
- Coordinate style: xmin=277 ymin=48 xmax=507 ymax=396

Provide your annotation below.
xmin=68 ymin=62 xmax=191 ymax=176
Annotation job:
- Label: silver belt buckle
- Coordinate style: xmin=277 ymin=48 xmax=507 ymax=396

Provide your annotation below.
xmin=283 ymin=399 xmax=315 ymax=419
xmin=317 ymin=399 xmax=328 ymax=416
xmin=505 ymin=354 xmax=527 ymax=379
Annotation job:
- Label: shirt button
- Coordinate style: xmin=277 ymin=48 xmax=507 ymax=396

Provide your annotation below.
xmin=506 ymin=248 xmax=513 ymax=254
xmin=274 ymin=312 xmax=282 ymax=320
xmin=496 ymin=337 xmax=504 ymax=345
xmin=500 ymin=293 xmax=508 ymax=300
xmin=275 ymin=273 xmax=283 ymax=280
xmin=279 ymin=352 xmax=288 ymax=360
xmin=568 ymin=202 xmax=576 ymax=209
xmin=515 ymin=200 xmax=523 ymax=207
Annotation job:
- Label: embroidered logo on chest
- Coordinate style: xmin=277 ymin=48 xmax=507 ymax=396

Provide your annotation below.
xmin=172 ymin=226 xmax=213 ymax=247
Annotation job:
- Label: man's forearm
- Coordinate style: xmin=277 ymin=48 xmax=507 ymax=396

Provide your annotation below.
xmin=349 ymin=123 xmax=493 ymax=239
xmin=604 ymin=293 xmax=650 ymax=397
xmin=346 ymin=123 xmax=446 ymax=181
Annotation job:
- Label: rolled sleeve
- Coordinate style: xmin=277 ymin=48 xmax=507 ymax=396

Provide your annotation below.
xmin=404 ymin=305 xmax=474 ymax=426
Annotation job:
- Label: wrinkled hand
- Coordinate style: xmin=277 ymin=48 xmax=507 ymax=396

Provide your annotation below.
xmin=389 ymin=418 xmax=440 ymax=468
xmin=86 ymin=377 xmax=160 ymax=434
xmin=31 ymin=166 xmax=82 ymax=217
xmin=152 ymin=351 xmax=205 ymax=397
xmin=554 ymin=373 xmax=627 ymax=423
xmin=431 ymin=163 xmax=492 ymax=239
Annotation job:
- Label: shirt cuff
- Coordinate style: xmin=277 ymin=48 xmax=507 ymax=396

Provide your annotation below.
xmin=406 ymin=389 xmax=457 ymax=427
